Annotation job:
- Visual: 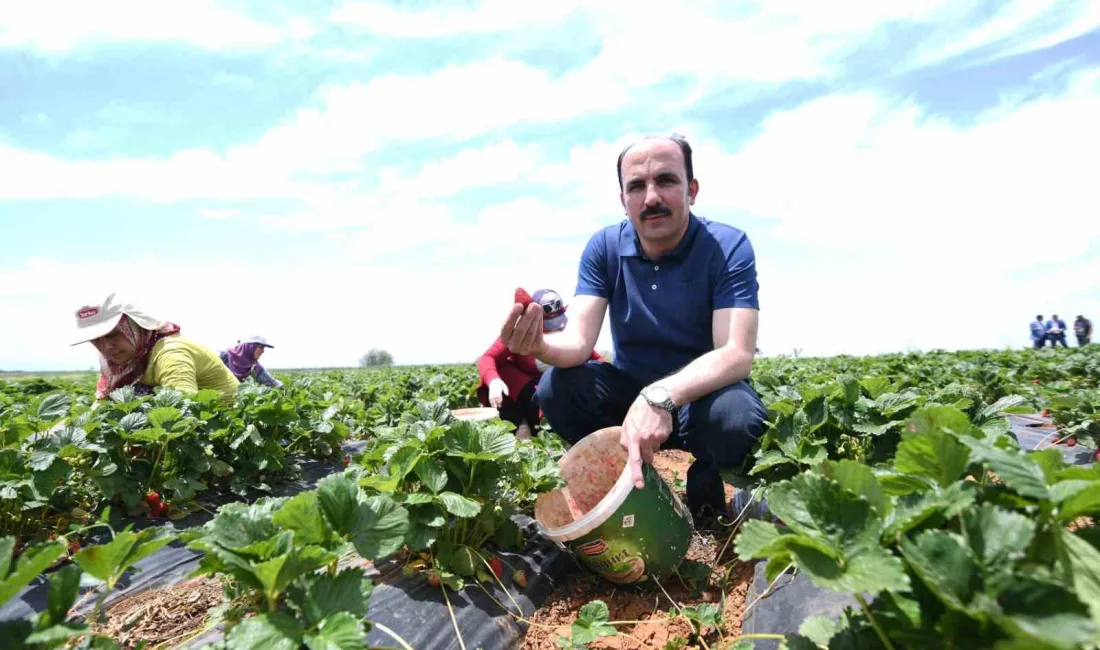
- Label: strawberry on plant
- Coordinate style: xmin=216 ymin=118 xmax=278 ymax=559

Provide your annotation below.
xmin=428 ymin=571 xmax=442 ymax=588
xmin=488 ymin=556 xmax=504 ymax=581
xmin=1067 ymin=437 xmax=1078 ymax=447
xmin=1041 ymin=409 xmax=1050 ymax=418
xmin=68 ymin=540 xmax=81 ymax=554
xmin=514 ymin=288 xmax=533 ymax=308
xmin=146 ymin=491 xmax=161 ymax=504
xmin=342 ymin=456 xmax=351 ymax=467
xmin=513 ymin=570 xmax=528 ymax=588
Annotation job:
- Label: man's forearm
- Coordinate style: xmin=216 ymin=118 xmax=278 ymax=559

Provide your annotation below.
xmin=656 ymin=346 xmax=753 ymax=407
xmin=537 ymin=333 xmax=595 ymax=369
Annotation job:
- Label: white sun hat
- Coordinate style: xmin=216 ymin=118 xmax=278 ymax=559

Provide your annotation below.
xmin=71 ymin=292 xmax=164 ymax=346
xmin=240 ymin=336 xmax=275 ymax=348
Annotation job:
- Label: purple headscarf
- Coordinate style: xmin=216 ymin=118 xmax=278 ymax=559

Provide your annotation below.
xmin=223 ymin=342 xmax=262 ymax=381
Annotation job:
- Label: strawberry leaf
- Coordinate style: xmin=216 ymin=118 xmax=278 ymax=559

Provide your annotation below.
xmin=225 ymin=612 xmax=303 ymax=650
xmin=303 ymin=612 xmax=366 ymax=650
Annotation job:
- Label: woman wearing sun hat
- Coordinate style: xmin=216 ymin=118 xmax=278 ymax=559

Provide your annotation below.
xmin=476 ymin=288 xmax=604 ymax=439
xmin=72 ymin=293 xmax=239 ymax=401
xmin=219 ymin=336 xmax=284 ymax=388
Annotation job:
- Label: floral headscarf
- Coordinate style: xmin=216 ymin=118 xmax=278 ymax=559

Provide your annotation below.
xmin=95 ymin=315 xmax=181 ymax=400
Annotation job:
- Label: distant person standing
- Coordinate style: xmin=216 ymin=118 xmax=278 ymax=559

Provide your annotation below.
xmin=1075 ymin=315 xmax=1093 ymax=347
xmin=1046 ymin=314 xmax=1069 ymax=348
xmin=1030 ymin=315 xmax=1047 ymax=349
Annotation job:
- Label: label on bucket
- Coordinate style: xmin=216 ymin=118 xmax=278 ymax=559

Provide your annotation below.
xmin=567 ymin=464 xmax=693 ymax=585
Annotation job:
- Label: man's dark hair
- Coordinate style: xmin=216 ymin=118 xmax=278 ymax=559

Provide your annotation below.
xmin=616 ymin=133 xmax=694 ymax=190
xmin=1037 ymin=315 xmax=1044 ymax=320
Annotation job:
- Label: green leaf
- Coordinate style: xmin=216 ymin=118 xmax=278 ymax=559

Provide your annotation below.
xmin=146 ymin=406 xmax=182 ymax=429
xmin=1058 ymin=482 xmax=1100 ymax=522
xmin=960 ymin=437 xmax=1050 ymax=500
xmin=74 ymin=528 xmax=174 ymax=584
xmin=748 ymin=450 xmax=798 ymax=475
xmin=898 ymin=530 xmax=974 ymax=610
xmin=413 ymin=458 xmax=448 ymax=493
xmin=444 ymin=421 xmax=516 ymax=460
xmin=860 ymin=376 xmax=892 ymax=399
xmin=894 ymin=426 xmax=970 ymax=488
xmin=24 ymin=623 xmax=92 ymax=645
xmin=398 ymin=492 xmax=435 ymax=505
xmin=798 ymin=615 xmax=841 ymax=645
xmin=0 ymin=540 xmax=66 ymax=606
xmin=225 ymin=612 xmax=304 ymax=650
xmin=196 ymin=499 xmax=285 ymax=554
xmin=44 ymin=564 xmax=82 ymax=626
xmin=252 ymin=546 xmax=334 ymax=603
xmin=1060 ymin=530 xmax=1100 ymax=634
xmin=961 ymin=504 xmax=1035 ymax=591
xmin=573 ymin=600 xmax=616 ymax=645
xmin=303 ymin=612 xmax=366 ymax=650
xmin=734 ymin=520 xmax=785 ymax=560
xmin=36 ymin=392 xmax=71 ymax=420
xmin=783 ymin=537 xmax=909 ymax=594
xmin=295 ymin=569 xmax=373 ymax=626
xmin=273 ymin=492 xmax=333 ymax=546
xmin=346 ymin=496 xmax=409 ymax=560
xmin=437 ymin=492 xmax=481 ymax=518
xmin=823 ymin=459 xmax=890 ymax=517
xmin=316 ymin=474 xmax=363 ymax=533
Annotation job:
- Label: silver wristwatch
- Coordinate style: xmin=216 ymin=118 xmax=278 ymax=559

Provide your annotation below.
xmin=641 ymin=385 xmax=677 ymax=414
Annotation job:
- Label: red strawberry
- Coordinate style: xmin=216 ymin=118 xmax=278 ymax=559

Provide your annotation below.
xmin=428 ymin=572 xmax=441 ymax=588
xmin=1095 ymin=450 xmax=1100 ymax=462
xmin=48 ymin=533 xmax=57 ymax=541
xmin=488 ymin=556 xmax=504 ymax=581
xmin=146 ymin=491 xmax=161 ymax=505
xmin=1067 ymin=437 xmax=1078 ymax=447
xmin=68 ymin=540 xmax=81 ymax=554
xmin=1041 ymin=409 xmax=1050 ymax=418
xmin=342 ymin=456 xmax=351 ymax=467
xmin=512 ymin=570 xmax=528 ymax=588
xmin=514 ymin=288 xmax=533 ymax=308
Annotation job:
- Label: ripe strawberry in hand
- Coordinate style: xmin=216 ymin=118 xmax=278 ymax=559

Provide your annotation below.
xmin=514 ymin=288 xmax=533 ymax=308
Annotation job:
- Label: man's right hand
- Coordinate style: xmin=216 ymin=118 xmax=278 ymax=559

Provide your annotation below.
xmin=501 ymin=303 xmax=547 ymax=357
xmin=488 ymin=378 xmax=509 ymax=408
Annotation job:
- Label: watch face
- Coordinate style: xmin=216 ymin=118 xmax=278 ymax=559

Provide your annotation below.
xmin=647 ymin=386 xmax=670 ymax=403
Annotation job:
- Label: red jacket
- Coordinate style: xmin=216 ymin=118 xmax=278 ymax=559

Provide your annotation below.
xmin=476 ymin=337 xmax=604 ymax=403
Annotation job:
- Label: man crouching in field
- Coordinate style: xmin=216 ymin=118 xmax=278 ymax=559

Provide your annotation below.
xmin=500 ymin=133 xmax=767 ymax=520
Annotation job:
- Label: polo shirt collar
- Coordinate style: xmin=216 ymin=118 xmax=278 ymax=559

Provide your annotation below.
xmin=620 ymin=213 xmax=701 ymax=261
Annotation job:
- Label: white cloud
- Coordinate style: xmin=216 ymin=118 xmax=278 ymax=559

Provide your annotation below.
xmin=913 ymin=0 xmax=1100 ymax=69
xmin=329 ymin=0 xmax=585 ymax=37
xmin=0 ymin=0 xmax=299 ymax=52
xmin=197 ymin=208 xmax=242 ymax=219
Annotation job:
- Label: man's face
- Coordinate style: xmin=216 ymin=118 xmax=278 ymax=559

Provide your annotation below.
xmin=619 ymin=139 xmax=699 ymax=251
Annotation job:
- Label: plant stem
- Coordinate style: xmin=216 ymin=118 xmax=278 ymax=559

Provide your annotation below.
xmin=372 ymin=622 xmax=416 ymax=650
xmin=855 ymin=593 xmax=896 ymax=650
xmin=441 ymin=583 xmax=468 ymax=650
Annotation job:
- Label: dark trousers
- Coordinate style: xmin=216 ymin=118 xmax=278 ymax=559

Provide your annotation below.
xmin=537 ymin=360 xmax=768 ymax=515
xmin=1079 ymin=336 xmax=1091 ymax=347
xmin=477 ymin=379 xmax=540 ymax=429
xmin=1033 ymin=338 xmax=1046 ymax=349
xmin=1049 ymin=334 xmax=1068 ymax=348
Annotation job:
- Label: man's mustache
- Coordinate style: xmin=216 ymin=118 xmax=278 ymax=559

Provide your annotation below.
xmin=640 ymin=205 xmax=672 ymax=220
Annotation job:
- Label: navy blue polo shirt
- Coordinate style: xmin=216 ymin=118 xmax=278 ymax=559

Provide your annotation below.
xmin=575 ymin=214 xmax=759 ymax=386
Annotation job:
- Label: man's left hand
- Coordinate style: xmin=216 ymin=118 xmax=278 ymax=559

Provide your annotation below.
xmin=620 ymin=396 xmax=673 ymax=489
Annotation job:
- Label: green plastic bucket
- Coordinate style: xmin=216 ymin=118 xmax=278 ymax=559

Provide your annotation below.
xmin=534 ymin=426 xmax=694 ymax=585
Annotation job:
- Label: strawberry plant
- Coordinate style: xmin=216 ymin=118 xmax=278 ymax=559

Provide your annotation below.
xmin=354 ymin=399 xmax=564 ymax=588
xmin=736 ymin=405 xmax=1100 ymax=649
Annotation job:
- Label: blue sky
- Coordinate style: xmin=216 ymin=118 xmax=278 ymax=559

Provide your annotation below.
xmin=1 ymin=0 xmax=1099 ymax=371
